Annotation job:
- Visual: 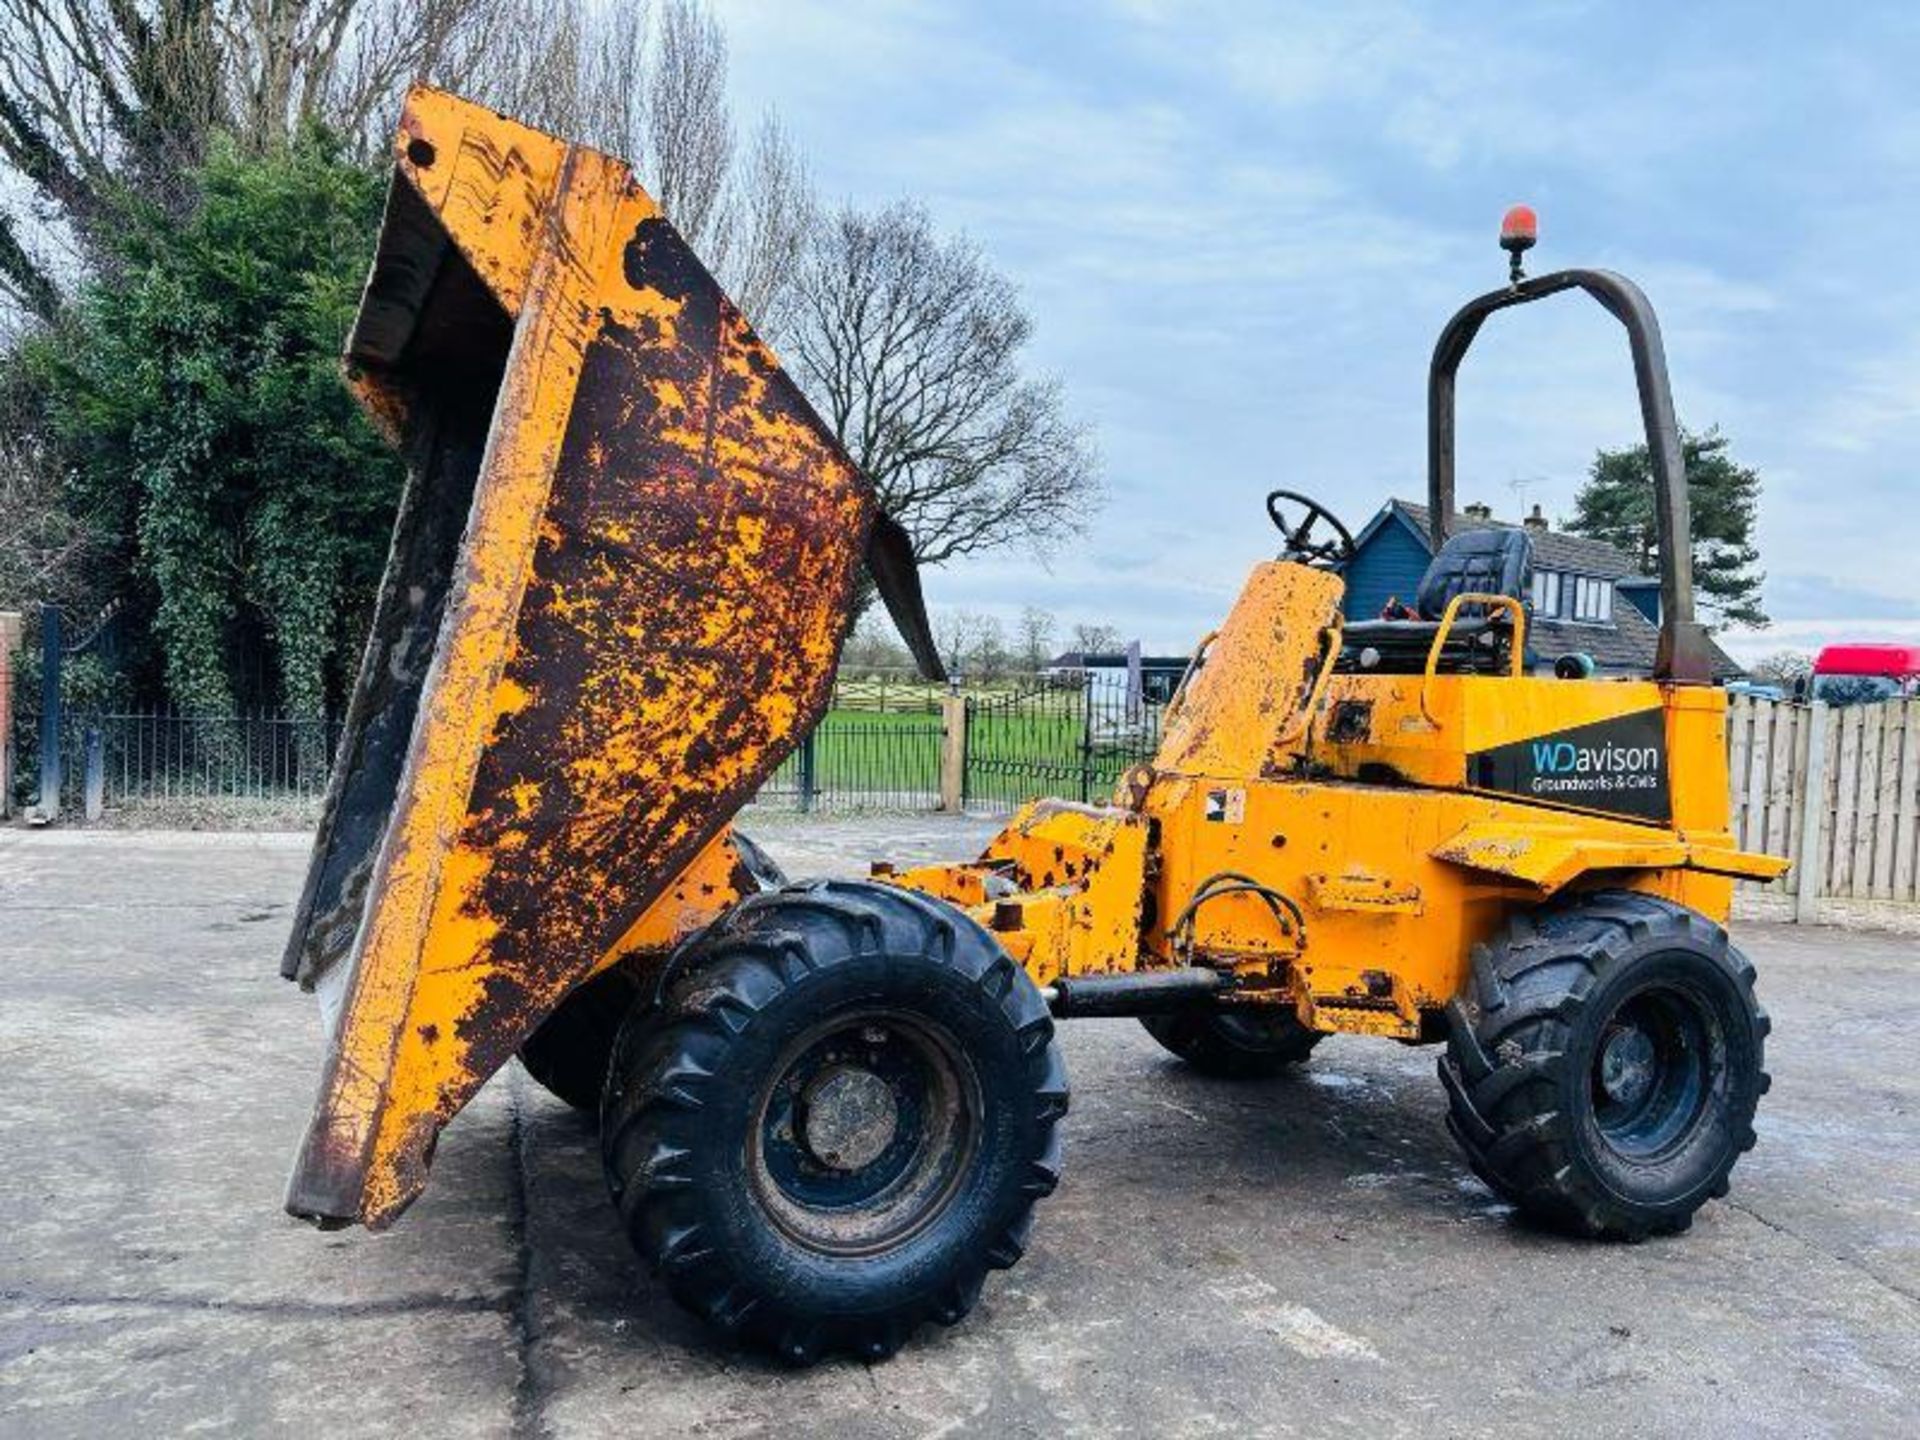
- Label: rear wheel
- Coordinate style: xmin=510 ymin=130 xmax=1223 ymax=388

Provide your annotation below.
xmin=518 ymin=962 xmax=649 ymax=1111
xmin=518 ymin=830 xmax=786 ymax=1110
xmin=600 ymin=881 xmax=1067 ymax=1363
xmin=1140 ymin=1005 xmax=1324 ymax=1078
xmin=1440 ymin=891 xmax=1768 ymax=1239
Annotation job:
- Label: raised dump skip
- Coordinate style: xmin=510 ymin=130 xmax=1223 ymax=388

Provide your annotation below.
xmin=281 ymin=88 xmax=891 ymax=1229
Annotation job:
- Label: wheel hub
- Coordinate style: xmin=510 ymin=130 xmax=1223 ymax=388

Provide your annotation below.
xmin=798 ymin=1064 xmax=899 ymax=1171
xmin=750 ymin=1010 xmax=982 ymax=1257
xmin=1598 ymin=1025 xmax=1658 ymax=1107
xmin=1588 ymin=981 xmax=1723 ymax=1162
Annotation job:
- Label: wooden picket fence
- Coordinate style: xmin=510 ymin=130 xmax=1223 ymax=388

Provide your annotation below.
xmin=1727 ymin=695 xmax=1920 ymax=906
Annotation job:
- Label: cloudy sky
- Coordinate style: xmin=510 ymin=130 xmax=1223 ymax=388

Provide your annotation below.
xmin=714 ymin=0 xmax=1920 ymax=663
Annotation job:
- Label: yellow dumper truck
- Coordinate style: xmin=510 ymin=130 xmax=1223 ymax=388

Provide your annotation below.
xmin=283 ymin=92 xmax=1785 ymax=1362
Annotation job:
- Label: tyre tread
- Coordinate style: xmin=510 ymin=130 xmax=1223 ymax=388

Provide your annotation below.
xmin=601 ymin=880 xmax=1066 ymax=1362
xmin=1438 ymin=890 xmax=1767 ymax=1240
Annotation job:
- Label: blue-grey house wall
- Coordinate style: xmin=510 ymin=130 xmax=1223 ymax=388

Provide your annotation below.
xmin=1340 ymin=517 xmax=1430 ymax=620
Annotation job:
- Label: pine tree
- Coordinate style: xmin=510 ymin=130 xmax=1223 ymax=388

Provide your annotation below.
xmin=1567 ymin=427 xmax=1767 ymax=630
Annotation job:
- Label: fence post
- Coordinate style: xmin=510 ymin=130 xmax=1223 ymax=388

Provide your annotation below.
xmin=83 ymin=726 xmax=104 ymax=821
xmin=1794 ymin=701 xmax=1830 ymax=925
xmin=1078 ymin=678 xmax=1095 ymax=805
xmin=35 ymin=604 xmax=62 ymax=820
xmin=797 ymin=726 xmax=817 ymax=814
xmin=0 ymin=610 xmax=19 ymax=819
xmin=939 ymin=692 xmax=967 ymax=813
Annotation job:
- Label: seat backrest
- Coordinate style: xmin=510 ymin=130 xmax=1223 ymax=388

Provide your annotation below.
xmin=1416 ymin=527 xmax=1533 ymax=620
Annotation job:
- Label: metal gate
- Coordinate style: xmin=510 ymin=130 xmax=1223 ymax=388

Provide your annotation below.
xmin=754 ymin=673 xmax=945 ymax=812
xmin=963 ymin=674 xmax=1164 ymax=813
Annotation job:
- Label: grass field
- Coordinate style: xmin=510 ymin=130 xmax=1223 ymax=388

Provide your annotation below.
xmin=760 ymin=697 xmax=1157 ymax=810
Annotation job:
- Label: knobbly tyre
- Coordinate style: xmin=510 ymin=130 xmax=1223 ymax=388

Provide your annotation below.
xmin=282 ymin=97 xmax=1783 ymax=1363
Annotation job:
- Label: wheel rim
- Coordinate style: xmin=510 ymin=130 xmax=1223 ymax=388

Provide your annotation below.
xmin=748 ymin=1010 xmax=982 ymax=1257
xmin=1588 ymin=979 xmax=1725 ymax=1160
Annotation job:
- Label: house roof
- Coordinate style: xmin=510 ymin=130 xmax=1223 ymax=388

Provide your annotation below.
xmin=1389 ymin=500 xmax=1643 ymax=578
xmin=1531 ymin=602 xmax=1665 ymax=674
xmin=1357 ymin=499 xmax=1744 ymax=680
xmin=1049 ymin=651 xmax=1191 ymax=670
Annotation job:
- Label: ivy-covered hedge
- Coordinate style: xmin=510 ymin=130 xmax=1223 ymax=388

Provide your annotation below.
xmin=26 ymin=131 xmax=403 ymax=724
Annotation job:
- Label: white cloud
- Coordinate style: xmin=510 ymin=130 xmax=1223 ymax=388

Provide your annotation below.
xmin=1719 ymin=617 xmax=1920 ymax=666
xmin=715 ymin=1 xmax=1920 ymax=647
xmin=1808 ymin=333 xmax=1920 ymax=454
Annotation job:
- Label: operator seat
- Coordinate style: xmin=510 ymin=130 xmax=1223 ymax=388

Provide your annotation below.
xmin=1341 ymin=527 xmax=1534 ymax=674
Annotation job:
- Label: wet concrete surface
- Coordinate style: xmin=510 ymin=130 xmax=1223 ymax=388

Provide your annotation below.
xmin=1 ymin=816 xmax=1915 ymax=1437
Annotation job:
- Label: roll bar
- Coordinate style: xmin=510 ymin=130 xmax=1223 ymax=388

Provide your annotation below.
xmin=1426 ymin=267 xmax=1715 ymax=683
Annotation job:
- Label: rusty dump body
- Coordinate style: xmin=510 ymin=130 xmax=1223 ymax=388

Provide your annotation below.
xmin=281 ymin=88 xmax=932 ymax=1229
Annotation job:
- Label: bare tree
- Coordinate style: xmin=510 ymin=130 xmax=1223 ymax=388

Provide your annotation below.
xmin=567 ymin=0 xmax=649 ymax=163
xmin=642 ymin=0 xmax=728 ymax=245
xmin=458 ymin=0 xmax=592 ymax=145
xmin=1016 ymin=605 xmax=1055 ymax=672
xmin=1069 ymin=623 xmax=1120 ymax=656
xmin=456 ymin=0 xmax=653 ymax=170
xmin=780 ymin=200 xmax=1101 ymax=578
xmin=0 ymin=0 xmax=814 ymax=330
xmin=967 ymin=613 xmax=1008 ymax=680
xmin=0 ymin=353 xmax=100 ymax=612
xmin=838 ymin=610 xmax=911 ymax=677
xmin=933 ymin=608 xmax=1000 ymax=679
xmin=1749 ymin=650 xmax=1812 ymax=686
xmin=460 ymin=0 xmax=804 ymax=330
xmin=0 ymin=0 xmax=496 ymax=314
xmin=718 ymin=113 xmax=811 ymax=333
xmin=219 ymin=0 xmax=491 ymax=152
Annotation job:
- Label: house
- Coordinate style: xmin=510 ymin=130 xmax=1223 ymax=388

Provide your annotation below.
xmin=1045 ymin=650 xmax=1190 ymax=704
xmin=1341 ymin=499 xmax=1742 ymax=680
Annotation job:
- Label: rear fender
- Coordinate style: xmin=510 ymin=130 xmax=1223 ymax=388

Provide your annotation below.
xmin=1432 ymin=820 xmax=1789 ymax=894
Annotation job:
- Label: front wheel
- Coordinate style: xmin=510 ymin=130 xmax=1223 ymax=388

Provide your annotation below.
xmin=1140 ymin=1004 xmax=1324 ymax=1078
xmin=1440 ymin=891 xmax=1769 ymax=1239
xmin=600 ymin=881 xmax=1067 ymax=1363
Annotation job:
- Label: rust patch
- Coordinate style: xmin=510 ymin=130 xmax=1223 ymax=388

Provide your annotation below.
xmin=448 ymin=212 xmax=870 ymax=1080
xmin=1327 ymin=699 xmax=1373 ymax=744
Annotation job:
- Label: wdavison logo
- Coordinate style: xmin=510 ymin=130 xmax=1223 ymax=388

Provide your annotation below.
xmin=1470 ymin=709 xmax=1670 ymax=822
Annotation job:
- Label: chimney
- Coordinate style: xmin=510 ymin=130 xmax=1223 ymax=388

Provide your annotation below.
xmin=1523 ymin=503 xmax=1549 ymax=534
xmin=1462 ymin=501 xmax=1493 ymax=521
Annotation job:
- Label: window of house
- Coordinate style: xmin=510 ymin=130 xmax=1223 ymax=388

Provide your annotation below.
xmin=1531 ymin=569 xmax=1563 ymax=617
xmin=1571 ymin=575 xmax=1613 ymax=623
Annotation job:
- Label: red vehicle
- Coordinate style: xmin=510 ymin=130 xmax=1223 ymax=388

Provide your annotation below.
xmin=1812 ymin=643 xmax=1920 ymax=704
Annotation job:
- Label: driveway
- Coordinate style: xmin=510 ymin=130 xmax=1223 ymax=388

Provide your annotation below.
xmin=1 ymin=817 xmax=1915 ymax=1437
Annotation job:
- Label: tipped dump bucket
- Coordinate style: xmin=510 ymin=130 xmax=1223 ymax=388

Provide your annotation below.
xmin=282 ymin=88 xmax=882 ymax=1228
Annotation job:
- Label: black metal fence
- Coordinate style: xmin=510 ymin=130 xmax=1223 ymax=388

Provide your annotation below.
xmin=750 ymin=670 xmax=1168 ymax=815
xmin=10 ymin=709 xmax=342 ymax=818
xmin=753 ymin=673 xmax=945 ymax=812
xmin=7 ymin=671 xmax=1171 ymax=822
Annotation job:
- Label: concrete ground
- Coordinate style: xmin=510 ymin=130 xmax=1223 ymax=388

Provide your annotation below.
xmin=1 ymin=815 xmax=1916 ymax=1439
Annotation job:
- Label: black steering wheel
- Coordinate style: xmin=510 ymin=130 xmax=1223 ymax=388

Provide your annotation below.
xmin=1265 ymin=490 xmax=1357 ymax=568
